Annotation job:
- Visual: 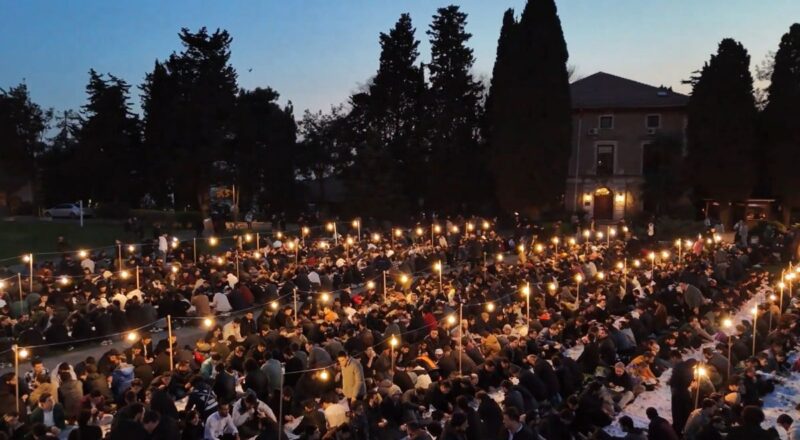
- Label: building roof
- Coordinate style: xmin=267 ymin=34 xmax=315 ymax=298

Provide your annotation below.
xmin=571 ymin=72 xmax=689 ymax=110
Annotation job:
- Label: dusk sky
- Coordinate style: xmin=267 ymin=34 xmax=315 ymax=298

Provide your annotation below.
xmin=2 ymin=0 xmax=798 ymax=116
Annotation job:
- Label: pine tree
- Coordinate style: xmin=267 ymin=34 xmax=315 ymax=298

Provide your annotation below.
xmin=140 ymin=60 xmax=178 ymax=206
xmin=762 ymin=24 xmax=800 ymax=223
xmin=163 ymin=28 xmax=238 ymax=214
xmin=0 ymin=84 xmax=50 ymax=210
xmin=426 ymin=5 xmax=486 ymax=212
xmin=232 ymin=87 xmax=297 ymax=212
xmin=686 ymin=39 xmax=757 ymax=224
xmin=73 ymin=70 xmax=141 ymax=204
xmin=367 ymin=13 xmax=427 ymax=205
xmin=489 ymin=0 xmax=572 ymax=216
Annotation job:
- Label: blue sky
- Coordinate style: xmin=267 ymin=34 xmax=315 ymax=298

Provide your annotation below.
xmin=1 ymin=0 xmax=798 ymax=117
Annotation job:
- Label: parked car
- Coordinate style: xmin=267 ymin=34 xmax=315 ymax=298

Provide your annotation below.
xmin=43 ymin=203 xmax=94 ymax=219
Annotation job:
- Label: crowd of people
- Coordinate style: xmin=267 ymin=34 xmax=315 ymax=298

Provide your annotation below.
xmin=0 ymin=216 xmax=797 ymax=440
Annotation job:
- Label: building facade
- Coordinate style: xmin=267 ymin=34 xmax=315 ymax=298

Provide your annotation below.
xmin=565 ymin=72 xmax=688 ymax=221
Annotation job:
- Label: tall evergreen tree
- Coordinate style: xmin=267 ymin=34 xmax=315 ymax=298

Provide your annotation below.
xmin=340 ymin=13 xmax=425 ymax=214
xmin=231 ymin=88 xmax=297 ymax=212
xmin=0 ymin=84 xmax=50 ymax=210
xmin=425 ymin=5 xmax=486 ymax=212
xmin=482 ymin=8 xmax=516 ymax=144
xmin=762 ymin=24 xmax=800 ymax=223
xmin=488 ymin=0 xmax=572 ymax=216
xmin=163 ymin=28 xmax=238 ymax=214
xmin=140 ymin=60 xmax=178 ymax=206
xmin=686 ymin=39 xmax=757 ymax=224
xmin=72 ymin=70 xmax=141 ymax=205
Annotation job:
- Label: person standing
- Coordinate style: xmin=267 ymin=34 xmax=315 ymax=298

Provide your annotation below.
xmin=337 ymin=352 xmax=365 ymax=403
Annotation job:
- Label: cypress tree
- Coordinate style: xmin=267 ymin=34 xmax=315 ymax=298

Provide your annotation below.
xmin=762 ymin=24 xmax=800 ymax=223
xmin=489 ymin=0 xmax=571 ymax=216
xmin=426 ymin=5 xmax=486 ymax=212
xmin=686 ymin=39 xmax=757 ymax=225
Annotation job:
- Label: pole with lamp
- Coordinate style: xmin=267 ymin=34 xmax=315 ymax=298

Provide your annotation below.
xmin=607 ymin=226 xmax=616 ymax=247
xmin=12 ymin=345 xmax=28 ymax=412
xmin=648 ymin=251 xmax=656 ymax=279
xmin=617 ymin=260 xmax=628 ymax=294
xmin=694 ymin=364 xmax=707 ymax=409
xmin=675 ymin=239 xmax=683 ymax=265
xmin=522 ymin=282 xmax=531 ymax=326
xmin=17 ymin=273 xmax=23 ymax=311
xmin=389 ymin=336 xmax=398 ymax=371
xmin=582 ymin=230 xmax=590 ymax=255
xmin=551 ymin=237 xmax=559 ymax=254
xmin=575 ymin=273 xmax=584 ymax=304
xmin=779 ymin=279 xmax=786 ymax=316
xmin=301 ymin=227 xmax=309 ymax=248
xmin=22 ymin=254 xmax=33 ymax=294
xmin=352 ymin=219 xmax=361 ymax=242
xmin=326 ymin=222 xmax=338 ymax=245
xmin=434 ymin=261 xmax=443 ymax=292
xmin=722 ymin=318 xmax=734 ymax=379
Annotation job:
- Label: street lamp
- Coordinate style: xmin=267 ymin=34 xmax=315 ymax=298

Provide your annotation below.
xmin=694 ymin=365 xmax=707 ymax=408
xmin=551 ymin=237 xmax=559 ymax=252
xmin=326 ymin=222 xmax=338 ymax=245
xmin=209 ymin=237 xmax=218 ymax=247
xmin=389 ymin=336 xmax=399 ymax=371
xmin=434 ymin=261 xmax=443 ymax=291
xmin=522 ymin=283 xmax=531 ymax=325
xmin=575 ymin=273 xmax=584 ymax=304
xmin=352 ymin=219 xmax=361 ymax=242
xmin=13 ymin=345 xmax=28 ymax=412
xmin=722 ymin=318 xmax=733 ymax=379
xmin=22 ymin=254 xmax=33 ymax=293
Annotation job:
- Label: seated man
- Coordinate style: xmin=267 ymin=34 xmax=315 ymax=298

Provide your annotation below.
xmin=204 ymin=402 xmax=238 ymax=440
xmin=231 ymin=393 xmax=276 ymax=438
xmin=604 ymin=363 xmax=635 ymax=413
xmin=29 ymin=393 xmax=65 ymax=436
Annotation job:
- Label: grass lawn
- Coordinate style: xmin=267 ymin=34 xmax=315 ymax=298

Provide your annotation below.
xmin=0 ymin=218 xmax=135 ymax=263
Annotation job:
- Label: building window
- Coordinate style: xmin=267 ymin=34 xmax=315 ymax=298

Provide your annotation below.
xmin=646 ymin=114 xmax=661 ymax=129
xmin=599 ymin=115 xmax=614 ymax=129
xmin=596 ymin=144 xmax=615 ymax=176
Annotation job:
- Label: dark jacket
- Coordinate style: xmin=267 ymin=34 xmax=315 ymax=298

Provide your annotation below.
xmin=648 ymin=415 xmax=679 ymax=440
xmin=29 ymin=403 xmax=66 ymax=429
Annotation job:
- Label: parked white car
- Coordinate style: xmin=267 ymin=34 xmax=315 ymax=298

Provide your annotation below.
xmin=43 ymin=203 xmax=93 ymax=219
